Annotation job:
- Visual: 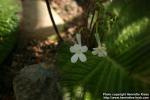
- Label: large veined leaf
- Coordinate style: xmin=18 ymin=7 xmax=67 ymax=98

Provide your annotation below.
xmin=56 ymin=37 xmax=150 ymax=99
xmin=56 ymin=0 xmax=150 ymax=99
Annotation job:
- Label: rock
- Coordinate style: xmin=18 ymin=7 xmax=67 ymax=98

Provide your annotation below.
xmin=13 ymin=63 xmax=62 ymax=100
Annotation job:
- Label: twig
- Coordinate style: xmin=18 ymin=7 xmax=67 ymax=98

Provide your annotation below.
xmin=45 ymin=0 xmax=63 ymax=42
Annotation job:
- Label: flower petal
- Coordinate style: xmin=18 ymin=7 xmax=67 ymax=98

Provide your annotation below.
xmin=76 ymin=34 xmax=81 ymax=45
xmin=98 ymin=52 xmax=104 ymax=57
xmin=70 ymin=46 xmax=76 ymax=53
xmin=103 ymin=51 xmax=107 ymax=56
xmin=81 ymin=46 xmax=88 ymax=52
xmin=74 ymin=44 xmax=80 ymax=48
xmin=79 ymin=53 xmax=87 ymax=62
xmin=92 ymin=50 xmax=97 ymax=55
xmin=71 ymin=54 xmax=78 ymax=63
xmin=98 ymin=51 xmax=107 ymax=57
xmin=70 ymin=44 xmax=80 ymax=53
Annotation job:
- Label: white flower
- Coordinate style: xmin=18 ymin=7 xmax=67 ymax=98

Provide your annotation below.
xmin=70 ymin=34 xmax=88 ymax=63
xmin=92 ymin=45 xmax=107 ymax=57
xmin=92 ymin=33 xmax=107 ymax=57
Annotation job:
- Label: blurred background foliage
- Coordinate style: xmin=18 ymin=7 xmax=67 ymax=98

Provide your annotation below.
xmin=0 ymin=0 xmax=20 ymax=64
xmin=106 ymin=0 xmax=150 ymax=55
xmin=56 ymin=0 xmax=150 ymax=99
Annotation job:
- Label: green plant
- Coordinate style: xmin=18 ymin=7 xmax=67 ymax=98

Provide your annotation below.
xmin=56 ymin=0 xmax=150 ymax=99
xmin=0 ymin=0 xmax=20 ymax=64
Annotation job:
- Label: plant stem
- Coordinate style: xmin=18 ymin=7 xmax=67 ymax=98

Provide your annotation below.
xmin=90 ymin=22 xmax=96 ymax=37
xmin=89 ymin=10 xmax=96 ymax=31
xmin=45 ymin=0 xmax=63 ymax=42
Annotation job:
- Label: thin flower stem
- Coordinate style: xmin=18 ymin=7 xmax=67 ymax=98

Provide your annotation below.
xmin=95 ymin=33 xmax=101 ymax=46
xmin=90 ymin=22 xmax=96 ymax=37
xmin=76 ymin=34 xmax=81 ymax=45
xmin=90 ymin=16 xmax=99 ymax=38
xmin=45 ymin=0 xmax=63 ymax=42
xmin=89 ymin=10 xmax=96 ymax=31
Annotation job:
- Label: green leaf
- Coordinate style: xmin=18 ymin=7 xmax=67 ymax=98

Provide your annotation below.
xmin=56 ymin=0 xmax=150 ymax=99
xmin=56 ymin=39 xmax=150 ymax=99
